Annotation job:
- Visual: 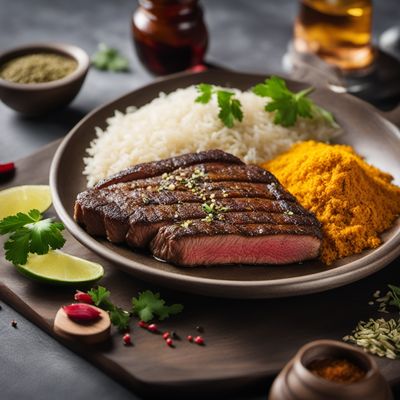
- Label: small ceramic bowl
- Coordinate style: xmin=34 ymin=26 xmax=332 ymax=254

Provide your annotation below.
xmin=269 ymin=339 xmax=393 ymax=400
xmin=0 ymin=43 xmax=90 ymax=116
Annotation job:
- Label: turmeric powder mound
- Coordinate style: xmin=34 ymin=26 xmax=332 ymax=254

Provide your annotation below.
xmin=263 ymin=140 xmax=400 ymax=265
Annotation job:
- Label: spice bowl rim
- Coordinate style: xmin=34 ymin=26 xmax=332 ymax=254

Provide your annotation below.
xmin=0 ymin=42 xmax=90 ymax=90
xmin=296 ymin=339 xmax=377 ymax=387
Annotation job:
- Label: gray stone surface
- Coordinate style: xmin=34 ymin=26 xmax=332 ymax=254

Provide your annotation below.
xmin=0 ymin=1 xmax=399 ymax=399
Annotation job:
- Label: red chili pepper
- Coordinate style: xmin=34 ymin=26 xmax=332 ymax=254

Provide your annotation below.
xmin=166 ymin=338 xmax=173 ymax=347
xmin=194 ymin=336 xmax=204 ymax=345
xmin=0 ymin=162 xmax=15 ymax=182
xmin=148 ymin=323 xmax=158 ymax=332
xmin=74 ymin=290 xmax=94 ymax=304
xmin=62 ymin=304 xmax=101 ymax=322
xmin=162 ymin=332 xmax=170 ymax=340
xmin=187 ymin=335 xmax=193 ymax=342
xmin=123 ymin=333 xmax=132 ymax=345
xmin=138 ymin=321 xmax=148 ymax=328
xmin=188 ymin=64 xmax=207 ymax=73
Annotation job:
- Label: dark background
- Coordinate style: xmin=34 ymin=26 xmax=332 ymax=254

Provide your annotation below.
xmin=0 ymin=1 xmax=399 ymax=399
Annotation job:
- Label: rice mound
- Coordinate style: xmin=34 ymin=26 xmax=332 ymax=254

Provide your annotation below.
xmin=84 ymin=85 xmax=340 ymax=187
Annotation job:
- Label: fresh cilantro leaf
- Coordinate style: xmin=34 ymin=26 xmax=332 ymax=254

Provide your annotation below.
xmin=132 ymin=290 xmax=183 ymax=322
xmin=195 ymin=83 xmax=213 ymax=104
xmin=252 ymin=76 xmax=336 ymax=127
xmin=29 ymin=220 xmax=65 ymax=255
xmin=156 ymin=303 xmax=184 ymax=321
xmin=87 ymin=286 xmax=131 ymax=331
xmin=0 ymin=210 xmax=65 ymax=265
xmin=4 ymin=228 xmax=31 ymax=265
xmin=0 ymin=209 xmax=41 ymax=234
xmin=109 ymin=307 xmax=131 ymax=331
xmin=195 ymin=84 xmax=243 ymax=128
xmin=92 ymin=43 xmax=129 ymax=72
xmin=88 ymin=286 xmax=111 ymax=307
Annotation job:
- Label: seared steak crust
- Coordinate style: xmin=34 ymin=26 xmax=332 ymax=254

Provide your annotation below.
xmin=95 ymin=149 xmax=243 ymax=189
xmin=75 ymin=150 xmax=322 ymax=266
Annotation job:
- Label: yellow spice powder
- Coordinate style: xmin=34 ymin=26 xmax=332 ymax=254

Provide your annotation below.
xmin=263 ymin=141 xmax=400 ymax=265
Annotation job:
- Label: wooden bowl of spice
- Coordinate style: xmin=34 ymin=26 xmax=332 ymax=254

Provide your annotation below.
xmin=269 ymin=339 xmax=393 ymax=400
xmin=0 ymin=43 xmax=89 ymax=116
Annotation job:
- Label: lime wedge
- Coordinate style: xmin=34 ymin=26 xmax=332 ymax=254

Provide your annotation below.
xmin=15 ymin=251 xmax=104 ymax=285
xmin=0 ymin=185 xmax=52 ymax=219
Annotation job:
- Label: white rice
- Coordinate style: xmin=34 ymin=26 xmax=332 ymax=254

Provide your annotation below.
xmin=84 ymin=85 xmax=340 ymax=187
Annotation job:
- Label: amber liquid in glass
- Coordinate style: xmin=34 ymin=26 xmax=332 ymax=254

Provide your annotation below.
xmin=294 ymin=0 xmax=374 ymax=70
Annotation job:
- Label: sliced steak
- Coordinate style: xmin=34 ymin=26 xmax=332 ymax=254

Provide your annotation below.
xmin=74 ymin=149 xmax=323 ymax=266
xmin=128 ymin=210 xmax=320 ymax=248
xmin=150 ymin=221 xmax=322 ymax=266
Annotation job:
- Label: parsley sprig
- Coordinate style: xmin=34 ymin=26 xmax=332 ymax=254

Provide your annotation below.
xmin=195 ymin=84 xmax=243 ymax=128
xmin=91 ymin=43 xmax=130 ymax=72
xmin=87 ymin=287 xmax=184 ymax=330
xmin=0 ymin=209 xmax=65 ymax=265
xmin=88 ymin=286 xmax=131 ymax=331
xmin=252 ymin=76 xmax=336 ymax=127
xmin=132 ymin=290 xmax=183 ymax=322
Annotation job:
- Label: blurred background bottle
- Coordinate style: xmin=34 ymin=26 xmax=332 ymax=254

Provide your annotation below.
xmin=132 ymin=0 xmax=208 ymax=75
xmin=294 ymin=0 xmax=374 ymax=70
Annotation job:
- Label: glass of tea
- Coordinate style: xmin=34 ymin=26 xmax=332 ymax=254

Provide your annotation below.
xmin=294 ymin=0 xmax=374 ymax=71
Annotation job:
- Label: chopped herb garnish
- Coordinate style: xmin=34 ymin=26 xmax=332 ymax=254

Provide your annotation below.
xmin=252 ymin=76 xmax=336 ymax=127
xmin=0 ymin=209 xmax=65 ymax=265
xmin=132 ymin=290 xmax=183 ymax=322
xmin=180 ymin=220 xmax=193 ymax=228
xmin=195 ymin=84 xmax=243 ymax=128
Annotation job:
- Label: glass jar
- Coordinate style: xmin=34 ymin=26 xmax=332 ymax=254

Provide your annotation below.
xmin=132 ymin=0 xmax=208 ymax=75
xmin=294 ymin=0 xmax=374 ymax=70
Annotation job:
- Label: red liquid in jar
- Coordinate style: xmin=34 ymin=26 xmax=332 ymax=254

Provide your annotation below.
xmin=132 ymin=0 xmax=208 ymax=75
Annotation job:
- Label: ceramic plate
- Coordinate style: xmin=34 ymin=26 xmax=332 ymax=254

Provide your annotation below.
xmin=50 ymin=70 xmax=400 ymax=298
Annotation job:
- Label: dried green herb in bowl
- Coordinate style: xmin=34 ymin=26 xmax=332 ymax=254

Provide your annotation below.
xmin=0 ymin=53 xmax=77 ymax=84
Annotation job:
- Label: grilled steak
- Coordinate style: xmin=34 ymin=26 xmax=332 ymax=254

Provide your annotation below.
xmin=75 ymin=150 xmax=322 ymax=266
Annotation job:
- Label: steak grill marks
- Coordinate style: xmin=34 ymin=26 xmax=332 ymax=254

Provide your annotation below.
xmin=75 ymin=150 xmax=322 ymax=266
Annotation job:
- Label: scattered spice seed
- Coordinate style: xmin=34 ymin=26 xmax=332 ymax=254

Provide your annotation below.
xmin=138 ymin=321 xmax=148 ymax=328
xmin=148 ymin=323 xmax=158 ymax=332
xmin=166 ymin=338 xmax=173 ymax=347
xmin=123 ymin=333 xmax=132 ymax=346
xmin=343 ymin=318 xmax=400 ymax=359
xmin=194 ymin=336 xmax=204 ymax=345
xmin=187 ymin=335 xmax=193 ymax=342
xmin=74 ymin=290 xmax=94 ymax=304
xmin=163 ymin=332 xmax=170 ymax=340
xmin=170 ymin=331 xmax=179 ymax=340
xmin=196 ymin=326 xmax=204 ymax=333
xmin=11 ymin=320 xmax=17 ymax=328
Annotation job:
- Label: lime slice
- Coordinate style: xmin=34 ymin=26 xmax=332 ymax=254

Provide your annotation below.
xmin=15 ymin=251 xmax=104 ymax=285
xmin=0 ymin=185 xmax=52 ymax=219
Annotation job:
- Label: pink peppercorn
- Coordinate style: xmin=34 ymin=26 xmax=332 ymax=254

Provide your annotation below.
xmin=166 ymin=338 xmax=173 ymax=347
xmin=123 ymin=333 xmax=132 ymax=345
xmin=148 ymin=323 xmax=158 ymax=332
xmin=194 ymin=336 xmax=204 ymax=345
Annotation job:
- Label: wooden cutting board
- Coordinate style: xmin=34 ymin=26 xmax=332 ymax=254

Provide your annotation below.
xmin=1 ymin=141 xmax=400 ymax=398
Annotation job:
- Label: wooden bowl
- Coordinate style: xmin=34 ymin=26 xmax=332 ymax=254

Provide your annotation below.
xmin=0 ymin=43 xmax=89 ymax=116
xmin=269 ymin=340 xmax=393 ymax=400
